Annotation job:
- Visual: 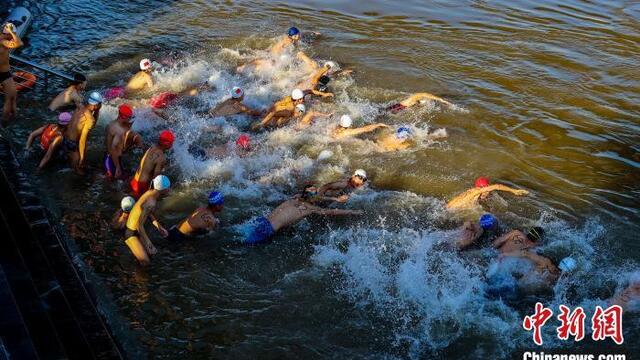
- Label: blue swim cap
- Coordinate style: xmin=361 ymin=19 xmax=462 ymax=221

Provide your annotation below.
xmin=396 ymin=126 xmax=412 ymax=140
xmin=479 ymin=213 xmax=497 ymax=230
xmin=287 ymin=27 xmax=300 ymax=37
xmin=208 ymin=191 xmax=224 ymax=206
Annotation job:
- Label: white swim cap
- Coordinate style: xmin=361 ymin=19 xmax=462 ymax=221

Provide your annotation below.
xmin=317 ymin=149 xmax=333 ymax=161
xmin=353 ymin=169 xmax=367 ymax=180
xmin=120 ymin=196 xmax=135 ymax=212
xmin=559 ymin=257 xmax=577 ymax=273
xmin=231 ymin=86 xmax=244 ymax=99
xmin=152 ymin=175 xmax=171 ymax=191
xmin=339 ymin=115 xmax=352 ymax=128
xmin=291 ymin=89 xmax=304 ymax=100
xmin=324 ymin=61 xmax=336 ymax=69
xmin=140 ymin=58 xmax=152 ymax=71
xmin=87 ymin=91 xmax=103 ymax=105
xmin=295 ymin=104 xmax=306 ymax=113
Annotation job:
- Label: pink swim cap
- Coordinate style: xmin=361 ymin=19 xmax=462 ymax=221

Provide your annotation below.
xmin=58 ymin=112 xmax=72 ymax=125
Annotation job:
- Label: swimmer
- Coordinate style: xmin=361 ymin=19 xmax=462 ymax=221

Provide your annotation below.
xmin=48 ymin=73 xmax=87 ymax=112
xmin=296 ymin=61 xmax=335 ymax=93
xmin=111 ymin=196 xmax=135 ymax=230
xmin=251 ymin=89 xmax=305 ymax=130
xmin=25 ymin=112 xmax=72 ymax=169
xmin=376 ymin=126 xmax=414 ymax=152
xmin=130 ymin=130 xmax=174 ymax=198
xmin=125 ymin=58 xmax=154 ymax=93
xmin=385 ymin=92 xmax=453 ymax=114
xmin=208 ymin=87 xmax=262 ymax=117
xmin=331 ymin=115 xmax=389 ymax=139
xmin=317 ymin=169 xmax=368 ymax=203
xmin=0 ymin=22 xmax=24 ymax=125
xmin=63 ymin=92 xmax=103 ymax=172
xmin=608 ymin=278 xmax=640 ymax=309
xmin=124 ymin=175 xmax=171 ymax=265
xmin=105 ymin=104 xmax=142 ymax=179
xmin=195 ymin=134 xmax=253 ymax=159
xmin=167 ymin=191 xmax=224 ymax=241
xmin=270 ymin=26 xmax=302 ymax=56
xmin=295 ymin=106 xmax=332 ymax=129
xmin=492 ymin=226 xmax=544 ymax=254
xmin=151 ymin=82 xmax=214 ymax=120
xmin=453 ymin=213 xmax=502 ymax=250
xmin=446 ymin=177 xmax=529 ymax=211
xmin=245 ymin=184 xmax=363 ymax=245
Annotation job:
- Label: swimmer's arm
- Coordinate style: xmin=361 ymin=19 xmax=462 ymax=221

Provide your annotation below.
xmin=313 ymin=207 xmax=364 ymax=216
xmin=297 ymin=111 xmax=331 ymax=128
xmin=491 ymin=233 xmax=512 ymax=249
xmin=308 ymin=89 xmax=334 ymax=98
xmin=344 ymin=124 xmax=389 ymax=137
xmin=70 ymin=90 xmax=84 ymax=108
xmin=38 ymin=136 xmax=62 ymax=169
xmin=252 ymin=110 xmax=276 ymax=130
xmin=146 ymin=73 xmax=154 ymax=89
xmin=446 ymin=188 xmax=482 ymax=209
xmin=485 ymin=184 xmax=529 ymax=196
xmin=149 ymin=213 xmax=168 ymax=238
xmin=152 ymin=156 xmax=165 ymax=179
xmin=403 ymin=92 xmax=453 ymax=107
xmin=296 ymin=51 xmax=319 ymax=70
xmin=25 ymin=126 xmax=46 ymax=149
xmin=1 ymin=30 xmax=23 ymax=49
xmin=77 ymin=119 xmax=95 ymax=165
xmin=237 ymin=103 xmax=263 ymax=116
xmin=110 ymin=210 xmax=125 ymax=230
xmin=108 ymin=136 xmax=123 ymax=175
xmin=317 ymin=181 xmax=345 ymax=196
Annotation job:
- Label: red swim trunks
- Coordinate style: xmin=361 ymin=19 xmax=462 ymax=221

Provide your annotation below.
xmin=130 ymin=178 xmax=150 ymax=199
xmin=104 ymin=86 xmax=127 ymax=101
xmin=386 ymin=103 xmax=407 ymax=114
xmin=150 ymin=92 xmax=178 ymax=109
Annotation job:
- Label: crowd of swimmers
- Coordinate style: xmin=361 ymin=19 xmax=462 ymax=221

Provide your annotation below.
xmin=2 ymin=24 xmax=638 ymax=308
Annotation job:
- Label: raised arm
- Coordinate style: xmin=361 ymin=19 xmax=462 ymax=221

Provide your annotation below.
xmin=296 ymin=51 xmax=319 ymax=70
xmin=39 ymin=136 xmax=62 ymax=169
xmin=1 ymin=25 xmax=23 ymax=49
xmin=492 ymin=231 xmax=518 ymax=249
xmin=25 ymin=126 xmax=46 ymax=149
xmin=485 ymin=184 xmax=529 ymax=196
xmin=403 ymin=92 xmax=453 ymax=107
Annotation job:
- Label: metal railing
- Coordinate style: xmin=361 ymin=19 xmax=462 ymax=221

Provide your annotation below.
xmin=7 ymin=54 xmax=74 ymax=91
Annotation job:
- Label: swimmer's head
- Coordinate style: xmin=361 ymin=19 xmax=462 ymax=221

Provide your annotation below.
xmin=118 ymin=104 xmax=134 ymax=123
xmin=287 ymin=26 xmax=300 ymax=40
xmin=72 ymin=73 xmax=87 ymax=89
xmin=479 ymin=213 xmax=498 ymax=230
xmin=152 ymin=175 xmax=171 ymax=193
xmin=475 ymin=177 xmax=490 ymax=188
xmin=291 ymin=88 xmax=304 ymax=102
xmin=300 ymin=184 xmax=318 ymax=202
xmin=526 ymin=227 xmax=544 ymax=243
xmin=559 ymin=257 xmax=577 ymax=273
xmin=87 ymin=91 xmax=103 ymax=106
xmin=208 ymin=191 xmax=224 ymax=210
xmin=120 ymin=196 xmax=135 ymax=213
xmin=324 ymin=61 xmax=336 ymax=71
xmin=351 ymin=169 xmax=368 ymax=187
xmin=316 ymin=75 xmax=331 ymax=92
xmin=140 ymin=58 xmax=152 ymax=71
xmin=295 ymin=104 xmax=306 ymax=115
xmin=339 ymin=115 xmax=352 ymax=128
xmin=396 ymin=126 xmax=412 ymax=141
xmin=231 ymin=86 xmax=244 ymax=99
xmin=158 ymin=130 xmax=175 ymax=149
xmin=57 ymin=112 xmax=72 ymax=126
xmin=235 ymin=134 xmax=251 ymax=151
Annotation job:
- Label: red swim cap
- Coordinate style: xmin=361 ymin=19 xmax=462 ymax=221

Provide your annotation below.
xmin=475 ymin=177 xmax=490 ymax=188
xmin=236 ymin=134 xmax=250 ymax=149
xmin=118 ymin=104 xmax=134 ymax=119
xmin=150 ymin=92 xmax=178 ymax=109
xmin=158 ymin=130 xmax=175 ymax=148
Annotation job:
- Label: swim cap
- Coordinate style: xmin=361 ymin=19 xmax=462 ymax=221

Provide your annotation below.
xmin=58 ymin=112 xmax=72 ymax=125
xmin=317 ymin=149 xmax=333 ymax=161
xmin=559 ymin=257 xmax=577 ymax=273
xmin=479 ymin=213 xmax=497 ymax=230
xmin=291 ymin=89 xmax=304 ymax=100
xmin=140 ymin=58 xmax=152 ymax=71
xmin=231 ymin=86 xmax=244 ymax=99
xmin=340 ymin=115 xmax=352 ymax=128
xmin=526 ymin=227 xmax=544 ymax=242
xmin=208 ymin=191 xmax=224 ymax=206
xmin=287 ymin=27 xmax=300 ymax=37
xmin=120 ymin=196 xmax=135 ymax=212
xmin=295 ymin=104 xmax=306 ymax=113
xmin=118 ymin=104 xmax=134 ymax=120
xmin=87 ymin=91 xmax=103 ymax=105
xmin=152 ymin=175 xmax=171 ymax=191
xmin=158 ymin=130 xmax=175 ymax=148
xmin=324 ymin=61 xmax=336 ymax=70
xmin=353 ymin=169 xmax=367 ymax=180
xmin=236 ymin=134 xmax=251 ymax=149
xmin=475 ymin=177 xmax=490 ymax=188
xmin=396 ymin=126 xmax=412 ymax=140
xmin=318 ymin=76 xmax=331 ymax=86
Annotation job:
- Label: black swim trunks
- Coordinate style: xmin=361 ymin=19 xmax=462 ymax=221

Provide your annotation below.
xmin=167 ymin=226 xmax=189 ymax=242
xmin=124 ymin=227 xmax=139 ymax=239
xmin=0 ymin=71 xmax=12 ymax=83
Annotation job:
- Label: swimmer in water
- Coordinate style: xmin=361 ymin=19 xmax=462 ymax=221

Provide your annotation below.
xmin=124 ymin=175 xmax=171 ymax=265
xmin=25 ymin=112 xmax=72 ymax=169
xmin=446 ymin=177 xmax=529 ymax=211
xmin=376 ymin=126 xmax=414 ymax=152
xmin=191 ymin=134 xmax=254 ymax=160
xmin=151 ymin=82 xmax=214 ymax=121
xmin=251 ymin=89 xmax=305 ymax=130
xmin=208 ymin=87 xmax=262 ymax=117
xmin=0 ymin=22 xmax=24 ymax=125
xmin=295 ymin=105 xmax=332 ymax=129
xmin=385 ymin=92 xmax=454 ymax=114
xmin=63 ymin=92 xmax=103 ymax=173
xmin=244 ymin=184 xmax=363 ymax=245
xmin=317 ymin=169 xmax=368 ymax=203
xmin=111 ymin=196 xmax=135 ymax=230
xmin=270 ymin=26 xmax=302 ymax=57
xmin=48 ymin=73 xmax=87 ymax=113
xmin=492 ymin=226 xmax=544 ymax=254
xmin=167 ymin=191 xmax=224 ymax=241
xmin=130 ymin=130 xmax=174 ymax=199
xmin=453 ymin=213 xmax=502 ymax=250
xmin=331 ymin=115 xmax=389 ymax=139
xmin=608 ymin=278 xmax=640 ymax=309
xmin=125 ymin=58 xmax=154 ymax=93
xmin=296 ymin=61 xmax=336 ymax=95
xmin=105 ymin=104 xmax=142 ymax=179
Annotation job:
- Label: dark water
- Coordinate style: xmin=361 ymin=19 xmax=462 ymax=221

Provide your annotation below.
xmin=4 ymin=0 xmax=639 ymax=358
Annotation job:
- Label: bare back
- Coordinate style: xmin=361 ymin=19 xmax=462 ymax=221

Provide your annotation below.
xmin=134 ymin=146 xmax=166 ymax=184
xmin=65 ymin=106 xmax=94 ymax=142
xmin=267 ymin=199 xmax=316 ymax=232
xmin=105 ymin=120 xmax=128 ymax=153
xmin=178 ymin=207 xmax=218 ymax=235
xmin=209 ymin=99 xmax=243 ymax=117
xmin=493 ymin=230 xmax=536 ymax=253
xmin=49 ymin=86 xmax=82 ymax=111
xmin=126 ymin=71 xmax=153 ymax=92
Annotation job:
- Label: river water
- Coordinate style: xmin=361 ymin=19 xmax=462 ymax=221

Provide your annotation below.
xmin=4 ymin=0 xmax=640 ymax=358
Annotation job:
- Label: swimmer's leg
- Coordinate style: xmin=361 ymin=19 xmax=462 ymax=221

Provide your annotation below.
xmin=125 ymin=236 xmax=151 ymax=265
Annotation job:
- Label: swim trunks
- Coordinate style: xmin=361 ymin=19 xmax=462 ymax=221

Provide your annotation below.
xmin=245 ymin=216 xmax=275 ymax=245
xmin=104 ymin=153 xmax=127 ymax=178
xmin=62 ymin=138 xmax=78 ymax=153
xmin=130 ymin=178 xmax=150 ymax=199
xmin=124 ymin=227 xmax=139 ymax=239
xmin=385 ymin=103 xmax=407 ymax=114
xmin=150 ymin=92 xmax=178 ymax=109
xmin=167 ymin=225 xmax=189 ymax=242
xmin=104 ymin=86 xmax=126 ymax=101
xmin=0 ymin=71 xmax=12 ymax=83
